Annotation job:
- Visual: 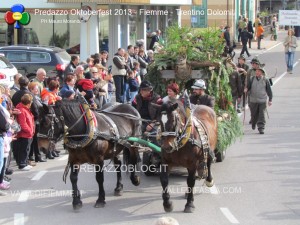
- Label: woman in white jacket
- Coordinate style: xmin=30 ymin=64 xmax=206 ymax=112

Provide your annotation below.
xmin=283 ymin=29 xmax=298 ymax=74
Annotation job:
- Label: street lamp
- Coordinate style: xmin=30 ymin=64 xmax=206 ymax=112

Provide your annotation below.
xmin=269 ymin=0 xmax=272 ymax=14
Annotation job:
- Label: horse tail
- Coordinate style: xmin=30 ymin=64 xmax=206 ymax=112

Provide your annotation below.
xmin=63 ymin=161 xmax=70 ymax=184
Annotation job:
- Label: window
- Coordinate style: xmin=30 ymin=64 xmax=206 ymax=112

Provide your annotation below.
xmin=56 ymin=51 xmax=71 ymax=64
xmin=6 ymin=51 xmax=27 ymax=62
xmin=0 ymin=56 xmax=13 ymax=69
xmin=0 ymin=58 xmax=8 ymax=69
xmin=29 ymin=52 xmax=51 ymax=63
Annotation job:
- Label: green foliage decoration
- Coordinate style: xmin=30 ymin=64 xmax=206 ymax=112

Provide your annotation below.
xmin=146 ymin=25 xmax=243 ymax=152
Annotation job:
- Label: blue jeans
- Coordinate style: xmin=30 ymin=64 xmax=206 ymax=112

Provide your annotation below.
xmin=0 ymin=137 xmax=4 ymax=174
xmin=113 ymin=75 xmax=125 ymax=103
xmin=107 ymin=92 xmax=113 ymax=103
xmin=123 ymin=82 xmax=130 ymax=103
xmin=285 ymin=52 xmax=295 ymax=71
xmin=129 ymin=91 xmax=138 ymax=103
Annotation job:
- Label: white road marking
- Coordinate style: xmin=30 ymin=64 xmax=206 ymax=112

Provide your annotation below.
xmin=254 ymin=42 xmax=282 ymax=57
xmin=220 ymin=207 xmax=240 ymax=224
xmin=273 ymin=61 xmax=299 ymax=86
xmin=17 ymin=191 xmax=30 ymax=202
xmin=266 ymin=42 xmax=283 ymax=51
xmin=58 ymin=155 xmax=68 ymax=161
xmin=14 ymin=213 xmax=24 ymax=225
xmin=31 ymin=171 xmax=47 ymax=181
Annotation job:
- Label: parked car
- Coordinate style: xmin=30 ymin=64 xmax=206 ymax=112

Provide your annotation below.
xmin=0 ymin=54 xmax=18 ymax=87
xmin=0 ymin=45 xmax=71 ymax=81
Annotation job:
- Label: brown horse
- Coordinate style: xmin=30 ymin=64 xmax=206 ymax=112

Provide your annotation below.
xmin=38 ymin=98 xmax=141 ymax=210
xmin=156 ymin=99 xmax=217 ymax=213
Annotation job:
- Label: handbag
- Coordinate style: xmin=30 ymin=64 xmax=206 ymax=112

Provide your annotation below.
xmin=260 ymin=33 xmax=264 ymax=39
xmin=11 ymin=120 xmax=21 ymax=133
xmin=248 ymin=32 xmax=253 ymax=39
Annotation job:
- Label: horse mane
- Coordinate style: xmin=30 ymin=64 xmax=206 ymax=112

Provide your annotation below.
xmin=55 ymin=99 xmax=87 ymax=129
xmin=175 ymin=99 xmax=187 ymax=118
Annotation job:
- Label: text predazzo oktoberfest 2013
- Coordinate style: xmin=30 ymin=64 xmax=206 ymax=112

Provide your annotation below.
xmin=34 ymin=8 xmax=235 ymax=17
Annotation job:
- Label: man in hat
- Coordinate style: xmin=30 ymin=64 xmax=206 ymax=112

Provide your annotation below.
xmin=237 ymin=55 xmax=249 ymax=110
xmin=132 ymin=80 xmax=162 ymax=166
xmin=132 ymin=80 xmax=162 ymax=133
xmin=190 ymin=79 xmax=215 ymax=109
xmin=245 ymin=68 xmax=273 ymax=134
xmin=228 ymin=64 xmax=243 ymax=112
xmin=244 ymin=57 xmax=263 ymax=123
xmin=245 ymin=57 xmax=261 ymax=88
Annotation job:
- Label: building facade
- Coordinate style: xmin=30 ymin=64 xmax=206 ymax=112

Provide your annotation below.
xmin=0 ymin=0 xmax=256 ymax=61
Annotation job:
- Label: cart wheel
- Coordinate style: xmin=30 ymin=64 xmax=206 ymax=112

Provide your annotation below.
xmin=216 ymin=149 xmax=226 ymax=162
xmin=142 ymin=151 xmax=155 ymax=176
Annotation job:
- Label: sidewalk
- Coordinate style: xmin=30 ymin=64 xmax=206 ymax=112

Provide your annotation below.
xmin=234 ymin=30 xmax=287 ymax=60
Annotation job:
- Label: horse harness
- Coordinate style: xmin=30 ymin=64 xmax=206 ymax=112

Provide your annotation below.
xmin=64 ymin=105 xmax=144 ymax=150
xmin=161 ymin=106 xmax=213 ymax=179
xmin=189 ymin=117 xmax=211 ymax=178
xmin=37 ymin=108 xmax=64 ymax=143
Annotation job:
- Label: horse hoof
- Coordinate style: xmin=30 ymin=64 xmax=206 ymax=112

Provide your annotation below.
xmin=94 ymin=200 xmax=106 ymax=208
xmin=205 ymin=179 xmax=214 ymax=187
xmin=114 ymin=190 xmax=123 ymax=196
xmin=114 ymin=184 xmax=123 ymax=196
xmin=163 ymin=201 xmax=173 ymax=213
xmin=131 ymin=176 xmax=140 ymax=186
xmin=72 ymin=201 xmax=83 ymax=211
xmin=184 ymin=205 xmax=195 ymax=213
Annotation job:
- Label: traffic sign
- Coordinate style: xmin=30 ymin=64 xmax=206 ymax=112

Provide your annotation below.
xmin=279 ymin=10 xmax=300 ymax=26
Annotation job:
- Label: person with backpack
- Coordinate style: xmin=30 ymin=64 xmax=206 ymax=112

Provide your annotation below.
xmin=245 ymin=68 xmax=273 ymax=134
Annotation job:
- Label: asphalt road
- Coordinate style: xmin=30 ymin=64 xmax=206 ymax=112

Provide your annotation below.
xmin=1 ymin=31 xmax=300 ymax=225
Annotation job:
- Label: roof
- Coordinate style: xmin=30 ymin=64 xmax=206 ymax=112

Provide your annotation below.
xmin=0 ymin=45 xmax=65 ymax=53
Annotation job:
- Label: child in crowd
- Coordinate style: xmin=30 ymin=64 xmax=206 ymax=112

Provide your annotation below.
xmin=64 ymin=90 xmax=75 ymax=100
xmin=107 ymin=66 xmax=114 ymax=102
xmin=132 ymin=61 xmax=142 ymax=85
xmin=127 ymin=70 xmax=139 ymax=103
xmin=77 ymin=72 xmax=96 ymax=107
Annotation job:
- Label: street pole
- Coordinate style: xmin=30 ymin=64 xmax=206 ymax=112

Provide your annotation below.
xmin=270 ymin=0 xmax=272 ymax=15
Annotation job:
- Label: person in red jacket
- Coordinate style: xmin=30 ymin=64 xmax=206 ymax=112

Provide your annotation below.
xmin=77 ymin=72 xmax=95 ymax=106
xmin=14 ymin=94 xmax=35 ymax=171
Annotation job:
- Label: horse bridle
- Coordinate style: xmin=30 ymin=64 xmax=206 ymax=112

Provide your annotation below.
xmin=160 ymin=108 xmax=191 ymax=152
xmin=161 ymin=110 xmax=180 ymax=137
xmin=37 ymin=106 xmax=64 ymax=142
